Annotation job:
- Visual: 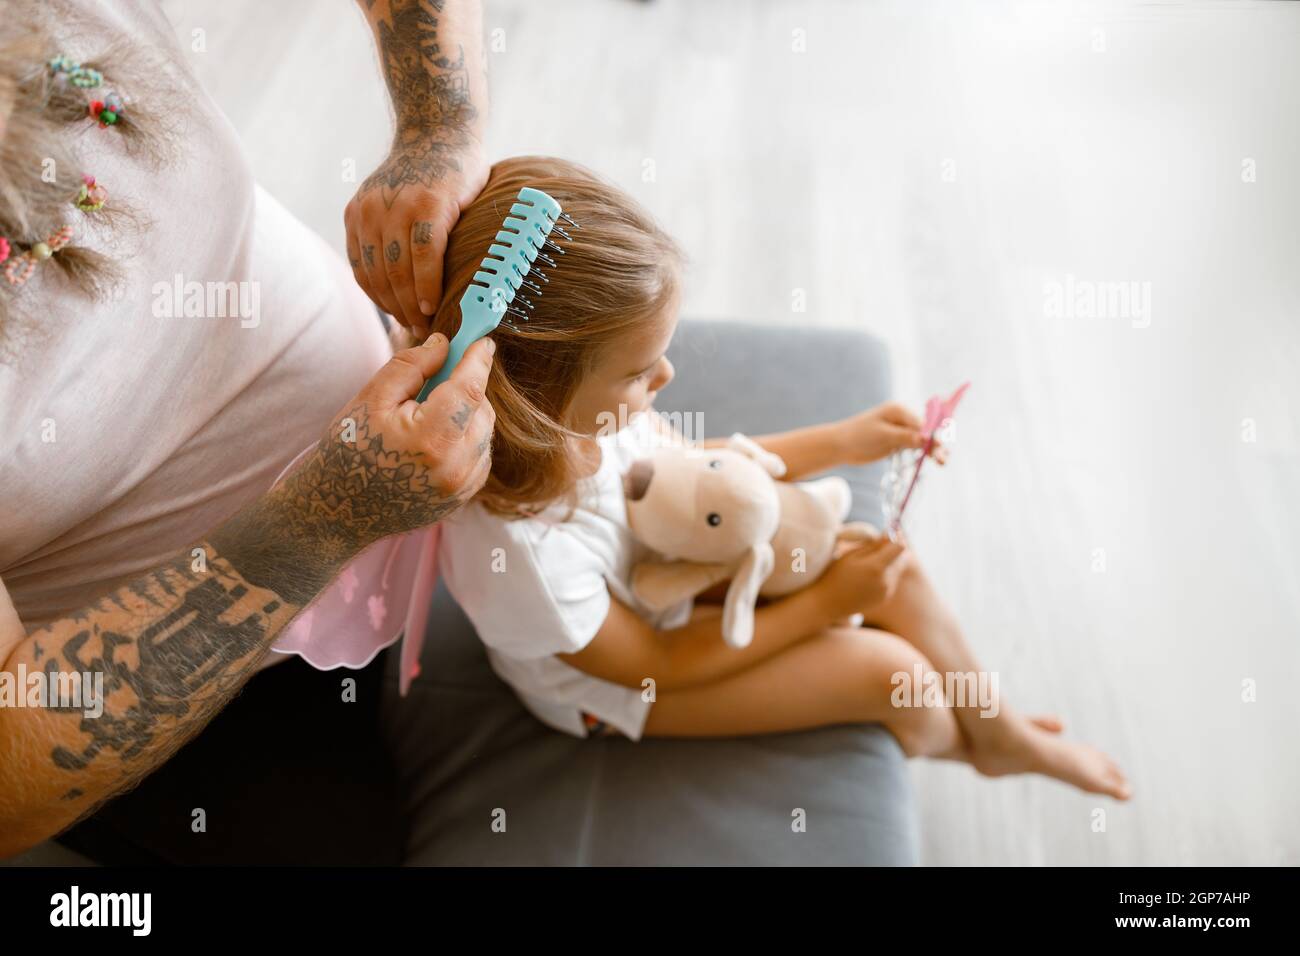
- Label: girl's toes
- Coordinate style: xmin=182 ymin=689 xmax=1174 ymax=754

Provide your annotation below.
xmin=1085 ymin=751 xmax=1131 ymax=800
xmin=1105 ymin=763 xmax=1133 ymax=801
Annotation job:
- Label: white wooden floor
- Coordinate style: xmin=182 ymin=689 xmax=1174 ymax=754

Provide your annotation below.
xmin=146 ymin=0 xmax=1298 ymax=866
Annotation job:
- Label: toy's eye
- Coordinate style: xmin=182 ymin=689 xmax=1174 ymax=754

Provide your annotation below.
xmin=706 ymin=513 xmax=721 ymax=526
xmin=708 ymin=459 xmax=722 ymax=469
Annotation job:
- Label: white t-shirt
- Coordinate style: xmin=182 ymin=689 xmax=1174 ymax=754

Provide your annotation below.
xmin=438 ymin=411 xmax=693 ymax=740
xmin=0 ymin=0 xmax=390 ymax=635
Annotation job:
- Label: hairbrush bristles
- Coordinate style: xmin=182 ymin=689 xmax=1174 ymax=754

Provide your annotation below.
xmin=500 ymin=208 xmax=580 ymax=331
xmin=416 ymin=188 xmax=578 ymax=402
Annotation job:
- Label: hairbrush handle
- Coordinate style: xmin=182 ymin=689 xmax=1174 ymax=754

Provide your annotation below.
xmin=416 ymin=327 xmax=476 ymax=402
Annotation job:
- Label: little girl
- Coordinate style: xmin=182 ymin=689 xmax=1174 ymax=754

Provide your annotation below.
xmin=421 ymin=156 xmax=1130 ymax=799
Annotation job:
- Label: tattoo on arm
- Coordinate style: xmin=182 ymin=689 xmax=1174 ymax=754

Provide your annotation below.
xmin=45 ymin=557 xmax=278 ymax=775
xmin=263 ymin=404 xmax=465 ymax=575
xmin=360 ymin=0 xmax=480 ymax=208
xmin=10 ymin=403 xmax=463 ymax=832
xmin=15 ymin=551 xmax=294 ymax=824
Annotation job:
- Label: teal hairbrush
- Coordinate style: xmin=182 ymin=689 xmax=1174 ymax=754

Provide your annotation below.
xmin=415 ymin=186 xmax=578 ymax=402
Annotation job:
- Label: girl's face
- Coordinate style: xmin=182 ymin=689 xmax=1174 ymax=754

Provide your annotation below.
xmin=565 ymin=289 xmax=680 ymax=437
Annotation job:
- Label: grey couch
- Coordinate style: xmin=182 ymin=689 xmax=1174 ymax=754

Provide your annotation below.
xmin=380 ymin=318 xmax=920 ymax=865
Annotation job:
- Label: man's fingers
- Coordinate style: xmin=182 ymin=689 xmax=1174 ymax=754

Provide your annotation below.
xmin=462 ymin=420 xmax=495 ymax=497
xmin=382 ymin=228 xmax=426 ymax=336
xmin=361 ymin=334 xmax=451 ymax=407
xmin=344 ymin=210 xmax=368 ymax=290
xmin=360 ymin=225 xmax=402 ymax=319
xmin=410 ymin=216 xmax=447 ymax=323
xmin=466 ymin=400 xmax=496 ymax=471
xmin=413 ymin=382 xmax=496 ymax=499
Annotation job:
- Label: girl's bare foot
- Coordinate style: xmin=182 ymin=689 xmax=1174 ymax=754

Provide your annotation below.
xmin=968 ymin=712 xmax=1131 ymax=800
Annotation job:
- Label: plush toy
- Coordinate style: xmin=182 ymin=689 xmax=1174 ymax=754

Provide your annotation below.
xmin=622 ymin=433 xmax=880 ymax=649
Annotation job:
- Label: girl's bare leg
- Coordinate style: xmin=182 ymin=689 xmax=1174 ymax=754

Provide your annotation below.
xmin=862 ymin=555 xmax=1131 ymax=799
xmin=645 ymin=622 xmax=967 ymax=761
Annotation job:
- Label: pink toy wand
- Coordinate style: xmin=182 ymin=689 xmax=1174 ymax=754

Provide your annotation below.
xmin=890 ymin=382 xmax=969 ymax=538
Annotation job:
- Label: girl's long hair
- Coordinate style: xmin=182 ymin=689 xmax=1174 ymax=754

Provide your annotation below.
xmin=427 ymin=156 xmax=685 ymax=518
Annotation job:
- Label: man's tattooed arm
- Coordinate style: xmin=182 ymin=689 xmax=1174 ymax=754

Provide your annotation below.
xmin=357 ymin=0 xmax=488 ymax=210
xmin=0 ymin=389 xmax=490 ymax=857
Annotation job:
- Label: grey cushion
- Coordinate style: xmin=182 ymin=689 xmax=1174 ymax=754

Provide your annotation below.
xmin=381 ymin=318 xmax=919 ymax=865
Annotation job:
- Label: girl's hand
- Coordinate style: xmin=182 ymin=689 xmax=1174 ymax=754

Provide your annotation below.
xmin=815 ymin=537 xmax=910 ymax=619
xmin=835 ymin=402 xmax=948 ymax=466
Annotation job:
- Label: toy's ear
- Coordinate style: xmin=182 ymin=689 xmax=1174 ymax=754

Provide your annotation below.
xmin=632 ymin=559 xmax=733 ymax=613
xmin=726 ymin=432 xmax=787 ymax=478
xmin=721 ymin=542 xmax=775 ymax=649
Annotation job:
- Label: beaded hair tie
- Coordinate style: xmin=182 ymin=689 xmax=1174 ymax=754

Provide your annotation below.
xmin=48 ymin=54 xmax=102 ymax=89
xmin=1 ymin=225 xmax=75 ymax=286
xmin=89 ymin=93 xmax=124 ymax=127
xmin=76 ymin=174 xmax=108 ymax=212
xmin=48 ymin=54 xmax=125 ymax=127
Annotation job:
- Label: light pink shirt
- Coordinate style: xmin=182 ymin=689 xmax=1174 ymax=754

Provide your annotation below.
xmin=0 ymin=1 xmax=390 ymax=635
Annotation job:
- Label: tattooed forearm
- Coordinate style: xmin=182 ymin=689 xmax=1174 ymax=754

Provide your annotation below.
xmin=46 ymin=555 xmax=280 ymax=773
xmin=258 ymin=405 xmax=464 ymax=587
xmin=0 ymin=401 xmax=469 ymax=853
xmin=0 ymin=544 xmax=298 ymax=851
xmin=358 ymin=0 xmax=483 ymax=207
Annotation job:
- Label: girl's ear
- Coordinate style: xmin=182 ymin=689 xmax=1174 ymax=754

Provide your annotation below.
xmin=726 ymin=433 xmax=787 ymax=478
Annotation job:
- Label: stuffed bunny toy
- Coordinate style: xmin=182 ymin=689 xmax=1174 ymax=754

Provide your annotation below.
xmin=622 ymin=433 xmax=880 ymax=648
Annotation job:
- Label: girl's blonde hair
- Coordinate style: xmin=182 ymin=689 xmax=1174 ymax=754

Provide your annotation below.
xmin=429 ymin=156 xmax=685 ymax=518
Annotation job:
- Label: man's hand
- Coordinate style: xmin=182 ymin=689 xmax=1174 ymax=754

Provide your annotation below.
xmin=345 ymin=142 xmax=488 ymax=338
xmin=272 ymin=333 xmax=496 ymax=570
xmin=346 ymin=0 xmax=490 ymax=337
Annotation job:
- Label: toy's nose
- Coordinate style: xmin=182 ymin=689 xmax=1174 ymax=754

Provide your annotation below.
xmin=623 ymin=458 xmax=654 ymax=501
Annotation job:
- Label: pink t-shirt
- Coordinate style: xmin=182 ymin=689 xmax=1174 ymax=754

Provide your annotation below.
xmin=0 ymin=2 xmax=390 ymax=636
